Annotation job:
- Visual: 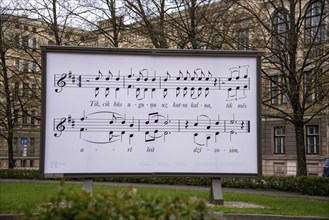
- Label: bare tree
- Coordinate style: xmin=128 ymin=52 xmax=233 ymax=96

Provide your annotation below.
xmin=21 ymin=0 xmax=86 ymax=45
xmin=76 ymin=0 xmax=125 ymax=47
xmin=0 ymin=1 xmax=28 ymax=168
xmin=124 ymin=0 xmax=170 ymax=48
xmin=231 ymin=0 xmax=329 ymax=176
xmin=124 ymin=0 xmax=232 ymax=49
xmin=166 ymin=0 xmax=212 ymax=49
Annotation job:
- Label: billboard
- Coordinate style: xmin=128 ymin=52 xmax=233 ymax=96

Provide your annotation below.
xmin=41 ymin=47 xmax=261 ymax=177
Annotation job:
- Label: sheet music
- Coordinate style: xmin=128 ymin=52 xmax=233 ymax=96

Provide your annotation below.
xmin=44 ymin=51 xmax=259 ymax=175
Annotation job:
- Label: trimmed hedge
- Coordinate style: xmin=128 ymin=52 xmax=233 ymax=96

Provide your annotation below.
xmin=0 ymin=168 xmax=39 ymax=179
xmin=1 ymin=169 xmax=328 ymax=196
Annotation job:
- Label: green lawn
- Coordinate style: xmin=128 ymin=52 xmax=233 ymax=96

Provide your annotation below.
xmin=1 ymin=182 xmax=328 ymax=217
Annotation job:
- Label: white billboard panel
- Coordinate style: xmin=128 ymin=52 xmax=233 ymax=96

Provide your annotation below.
xmin=41 ymin=47 xmax=261 ymax=177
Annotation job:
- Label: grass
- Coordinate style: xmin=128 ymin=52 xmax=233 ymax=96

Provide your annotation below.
xmin=0 ymin=181 xmax=328 ymax=217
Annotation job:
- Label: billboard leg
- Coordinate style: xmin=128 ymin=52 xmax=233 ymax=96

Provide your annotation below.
xmin=209 ymin=178 xmax=224 ymax=205
xmin=83 ymin=178 xmax=93 ymax=194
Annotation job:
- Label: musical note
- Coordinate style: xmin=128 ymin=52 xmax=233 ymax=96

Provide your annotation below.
xmin=106 ymin=70 xmax=113 ymax=81
xmin=95 ymin=87 xmax=100 ymax=98
xmin=163 ymin=88 xmax=168 ymax=98
xmin=105 ymin=87 xmax=110 ymax=98
xmin=176 ymin=87 xmax=181 ymax=97
xmin=177 ymin=70 xmax=183 ymax=80
xmin=95 ymin=70 xmax=103 ymax=81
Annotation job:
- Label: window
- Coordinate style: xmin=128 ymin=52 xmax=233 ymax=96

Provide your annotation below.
xmin=273 ymin=9 xmax=289 ymax=50
xmin=280 ymin=76 xmax=288 ymax=104
xmin=196 ymin=40 xmax=205 ymax=49
xmin=23 ymin=83 xmax=29 ymax=97
xmin=315 ymin=69 xmax=324 ymax=101
xmin=13 ymin=137 xmax=18 ymax=153
xmin=14 ymin=109 xmax=18 ymax=125
xmin=15 ymin=59 xmax=20 ymax=71
xmin=31 ymin=84 xmax=37 ymax=99
xmin=304 ymin=71 xmax=313 ymax=102
xmin=22 ymin=36 xmax=29 ymax=48
xmin=14 ymin=34 xmax=20 ymax=47
xmin=270 ymin=75 xmax=287 ymax=105
xmin=32 ymin=38 xmax=37 ymax=49
xmin=304 ymin=70 xmax=323 ymax=102
xmin=305 ymin=1 xmax=326 ymax=45
xmin=22 ymin=111 xmax=28 ymax=126
xmin=274 ymin=126 xmax=285 ymax=154
xmin=32 ymin=62 xmax=36 ymax=72
xmin=306 ymin=125 xmax=320 ymax=154
xmin=270 ymin=76 xmax=279 ymax=104
xmin=30 ymin=138 xmax=35 ymax=156
xmin=31 ymin=110 xmax=35 ymax=125
xmin=23 ymin=60 xmax=29 ymax=72
xmin=211 ymin=34 xmax=223 ymax=49
xmin=238 ymin=29 xmax=249 ymax=50
xmin=14 ymin=82 xmax=19 ymax=100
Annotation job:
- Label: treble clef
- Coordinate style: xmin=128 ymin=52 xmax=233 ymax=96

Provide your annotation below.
xmin=54 ymin=117 xmax=66 ymax=137
xmin=55 ymin=73 xmax=67 ymax=93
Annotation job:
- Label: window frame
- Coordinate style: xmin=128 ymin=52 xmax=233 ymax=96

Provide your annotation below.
xmin=305 ymin=1 xmax=326 ymax=45
xmin=274 ymin=126 xmax=286 ymax=154
xmin=23 ymin=60 xmax=29 ymax=72
xmin=14 ymin=34 xmax=20 ymax=47
xmin=23 ymin=82 xmax=29 ymax=97
xmin=272 ymin=9 xmax=290 ymax=50
xmin=237 ymin=29 xmax=249 ymax=50
xmin=270 ymin=75 xmax=279 ymax=105
xmin=31 ymin=110 xmax=35 ymax=126
xmin=304 ymin=69 xmax=323 ymax=103
xmin=14 ymin=81 xmax=19 ymax=100
xmin=306 ymin=125 xmax=320 ymax=154
xmin=15 ymin=58 xmax=20 ymax=71
xmin=22 ymin=111 xmax=28 ymax=126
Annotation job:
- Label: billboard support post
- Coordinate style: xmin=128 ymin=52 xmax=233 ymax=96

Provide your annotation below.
xmin=209 ymin=178 xmax=224 ymax=205
xmin=83 ymin=179 xmax=93 ymax=194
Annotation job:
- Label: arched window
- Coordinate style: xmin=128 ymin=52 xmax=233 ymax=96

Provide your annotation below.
xmin=305 ymin=0 xmax=326 ymax=45
xmin=272 ymin=9 xmax=289 ymax=50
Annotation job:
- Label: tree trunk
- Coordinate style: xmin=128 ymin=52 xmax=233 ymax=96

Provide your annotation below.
xmin=295 ymin=123 xmax=307 ymax=176
xmin=7 ymin=133 xmax=15 ymax=168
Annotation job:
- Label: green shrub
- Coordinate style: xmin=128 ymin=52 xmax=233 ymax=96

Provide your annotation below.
xmin=21 ymin=182 xmax=214 ymax=220
xmin=0 ymin=168 xmax=39 ymax=179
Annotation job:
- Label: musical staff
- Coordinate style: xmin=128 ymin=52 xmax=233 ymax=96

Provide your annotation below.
xmin=53 ymin=111 xmax=250 ymax=146
xmin=54 ymin=66 xmax=250 ymax=100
